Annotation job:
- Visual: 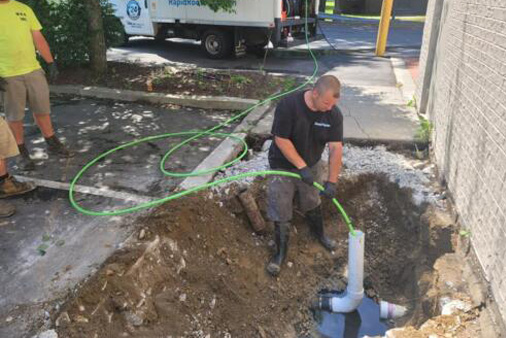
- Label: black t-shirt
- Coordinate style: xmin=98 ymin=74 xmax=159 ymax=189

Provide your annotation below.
xmin=268 ymin=90 xmax=343 ymax=170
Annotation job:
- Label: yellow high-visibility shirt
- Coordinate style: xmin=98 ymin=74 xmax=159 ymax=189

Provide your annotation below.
xmin=0 ymin=0 xmax=42 ymax=78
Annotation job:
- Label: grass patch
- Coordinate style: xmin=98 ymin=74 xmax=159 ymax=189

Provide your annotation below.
xmin=415 ymin=115 xmax=433 ymax=143
xmin=342 ymin=14 xmax=426 ymax=23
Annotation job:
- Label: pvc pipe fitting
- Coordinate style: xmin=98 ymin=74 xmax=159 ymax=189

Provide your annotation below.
xmin=379 ymin=301 xmax=408 ymax=319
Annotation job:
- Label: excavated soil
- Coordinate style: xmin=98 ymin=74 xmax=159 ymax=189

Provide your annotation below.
xmin=55 ymin=174 xmax=453 ymax=337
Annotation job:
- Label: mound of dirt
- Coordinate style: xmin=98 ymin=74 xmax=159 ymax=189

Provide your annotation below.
xmin=55 ymin=174 xmax=453 ymax=337
xmin=55 ymin=193 xmax=344 ymax=338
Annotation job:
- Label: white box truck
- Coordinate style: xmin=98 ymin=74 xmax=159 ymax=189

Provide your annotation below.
xmin=110 ymin=0 xmax=319 ymax=58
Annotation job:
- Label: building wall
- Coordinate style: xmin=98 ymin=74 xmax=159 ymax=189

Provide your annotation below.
xmin=417 ymin=0 xmax=506 ymax=324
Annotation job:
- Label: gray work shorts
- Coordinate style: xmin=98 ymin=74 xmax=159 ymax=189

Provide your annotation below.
xmin=267 ymin=161 xmax=323 ymax=222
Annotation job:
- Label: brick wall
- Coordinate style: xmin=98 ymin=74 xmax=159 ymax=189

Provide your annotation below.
xmin=417 ymin=0 xmax=506 ymax=324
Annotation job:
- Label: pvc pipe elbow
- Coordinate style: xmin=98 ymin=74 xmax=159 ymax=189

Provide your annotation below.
xmin=329 ymin=289 xmax=364 ymax=313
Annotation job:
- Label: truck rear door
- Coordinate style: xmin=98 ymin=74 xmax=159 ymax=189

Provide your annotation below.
xmin=111 ymin=0 xmax=155 ymax=36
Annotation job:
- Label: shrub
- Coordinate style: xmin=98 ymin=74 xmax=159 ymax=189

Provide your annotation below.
xmin=19 ymin=0 xmax=124 ymax=67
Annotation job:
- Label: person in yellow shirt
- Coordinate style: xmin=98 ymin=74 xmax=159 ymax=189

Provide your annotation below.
xmin=0 ymin=0 xmax=74 ymax=171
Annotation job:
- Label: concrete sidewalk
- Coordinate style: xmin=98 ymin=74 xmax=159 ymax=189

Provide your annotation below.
xmin=251 ymin=84 xmax=419 ymax=146
xmin=252 ymin=56 xmax=420 ymax=146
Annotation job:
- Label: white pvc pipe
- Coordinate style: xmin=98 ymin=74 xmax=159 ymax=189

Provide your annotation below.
xmin=324 ymin=231 xmax=365 ymax=313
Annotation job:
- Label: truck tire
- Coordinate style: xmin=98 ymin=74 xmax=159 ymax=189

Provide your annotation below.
xmin=201 ymin=29 xmax=233 ymax=59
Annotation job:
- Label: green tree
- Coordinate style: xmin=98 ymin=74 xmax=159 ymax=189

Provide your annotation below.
xmin=200 ymin=0 xmax=237 ymax=12
xmin=20 ymin=0 xmax=123 ymax=72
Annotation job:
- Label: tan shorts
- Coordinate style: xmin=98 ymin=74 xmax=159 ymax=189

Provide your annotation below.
xmin=3 ymin=69 xmax=51 ymax=122
xmin=0 ymin=117 xmax=19 ymax=160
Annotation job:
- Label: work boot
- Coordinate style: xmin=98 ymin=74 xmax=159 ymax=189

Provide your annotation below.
xmin=45 ymin=135 xmax=75 ymax=158
xmin=0 ymin=175 xmax=36 ymax=199
xmin=266 ymin=221 xmax=290 ymax=277
xmin=14 ymin=144 xmax=35 ymax=171
xmin=0 ymin=201 xmax=16 ymax=218
xmin=306 ymin=206 xmax=337 ymax=251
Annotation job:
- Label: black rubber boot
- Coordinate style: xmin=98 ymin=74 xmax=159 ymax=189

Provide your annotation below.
xmin=45 ymin=135 xmax=75 ymax=158
xmin=306 ymin=206 xmax=337 ymax=251
xmin=266 ymin=221 xmax=290 ymax=277
xmin=15 ymin=144 xmax=35 ymax=171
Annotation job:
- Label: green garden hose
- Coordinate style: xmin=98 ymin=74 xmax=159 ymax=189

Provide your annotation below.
xmin=69 ymin=2 xmax=357 ymax=236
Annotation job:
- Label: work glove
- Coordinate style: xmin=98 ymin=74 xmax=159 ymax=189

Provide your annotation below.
xmin=47 ymin=62 xmax=59 ymax=82
xmin=0 ymin=77 xmax=6 ymax=92
xmin=320 ymin=181 xmax=337 ymax=200
xmin=298 ymin=166 xmax=314 ymax=186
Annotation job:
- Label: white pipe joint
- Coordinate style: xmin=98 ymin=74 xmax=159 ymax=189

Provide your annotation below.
xmin=315 ymin=231 xmax=365 ymax=313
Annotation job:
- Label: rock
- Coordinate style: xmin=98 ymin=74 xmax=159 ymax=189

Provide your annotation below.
xmin=384 ymin=328 xmax=408 ymax=337
xmin=55 ymin=311 xmax=71 ymax=327
xmin=139 ymin=229 xmax=146 ymax=240
xmin=257 ymin=325 xmax=267 ymax=338
xmin=261 ymin=140 xmax=272 ymax=152
xmin=5 ymin=316 xmax=13 ymax=322
xmin=75 ymin=315 xmax=89 ymax=323
xmin=430 ymin=209 xmax=454 ymax=228
xmin=33 ymin=330 xmax=58 ymax=338
xmin=124 ymin=311 xmax=144 ymax=326
xmin=440 ymin=298 xmax=472 ymax=315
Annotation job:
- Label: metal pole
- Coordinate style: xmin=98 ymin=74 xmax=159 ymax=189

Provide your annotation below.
xmin=375 ymin=0 xmax=394 ymax=56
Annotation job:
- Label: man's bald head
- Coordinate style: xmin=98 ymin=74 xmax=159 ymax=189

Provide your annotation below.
xmin=308 ymin=75 xmax=341 ymax=112
xmin=314 ymin=75 xmax=341 ymax=99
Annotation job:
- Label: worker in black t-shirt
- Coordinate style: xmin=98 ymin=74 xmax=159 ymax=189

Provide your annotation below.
xmin=266 ymin=74 xmax=343 ymax=277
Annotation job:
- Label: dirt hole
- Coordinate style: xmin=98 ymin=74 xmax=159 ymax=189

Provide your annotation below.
xmin=55 ymin=174 xmax=453 ymax=337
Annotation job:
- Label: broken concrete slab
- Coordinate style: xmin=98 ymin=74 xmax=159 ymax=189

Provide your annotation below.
xmin=179 ymin=103 xmax=272 ymax=190
xmin=18 ymin=97 xmax=237 ymax=193
xmin=50 ymin=85 xmax=258 ymax=111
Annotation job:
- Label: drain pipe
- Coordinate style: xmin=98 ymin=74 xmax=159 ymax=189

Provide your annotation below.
xmin=314 ymin=231 xmax=365 ymax=313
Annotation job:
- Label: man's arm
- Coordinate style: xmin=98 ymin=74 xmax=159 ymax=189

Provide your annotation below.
xmin=274 ymin=136 xmax=307 ymax=169
xmin=327 ymin=141 xmax=343 ymax=183
xmin=31 ymin=30 xmax=54 ymax=64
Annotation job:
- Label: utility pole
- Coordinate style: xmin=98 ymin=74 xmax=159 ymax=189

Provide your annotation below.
xmin=375 ymin=0 xmax=394 ymax=56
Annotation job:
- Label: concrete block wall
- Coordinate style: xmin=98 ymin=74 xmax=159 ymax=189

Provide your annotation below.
xmin=417 ymin=0 xmax=506 ymax=324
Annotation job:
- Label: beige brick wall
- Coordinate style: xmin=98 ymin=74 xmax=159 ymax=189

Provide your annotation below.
xmin=418 ymin=0 xmax=506 ymax=323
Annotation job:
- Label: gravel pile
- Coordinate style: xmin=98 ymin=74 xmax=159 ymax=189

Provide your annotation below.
xmin=214 ymin=142 xmax=439 ymax=205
